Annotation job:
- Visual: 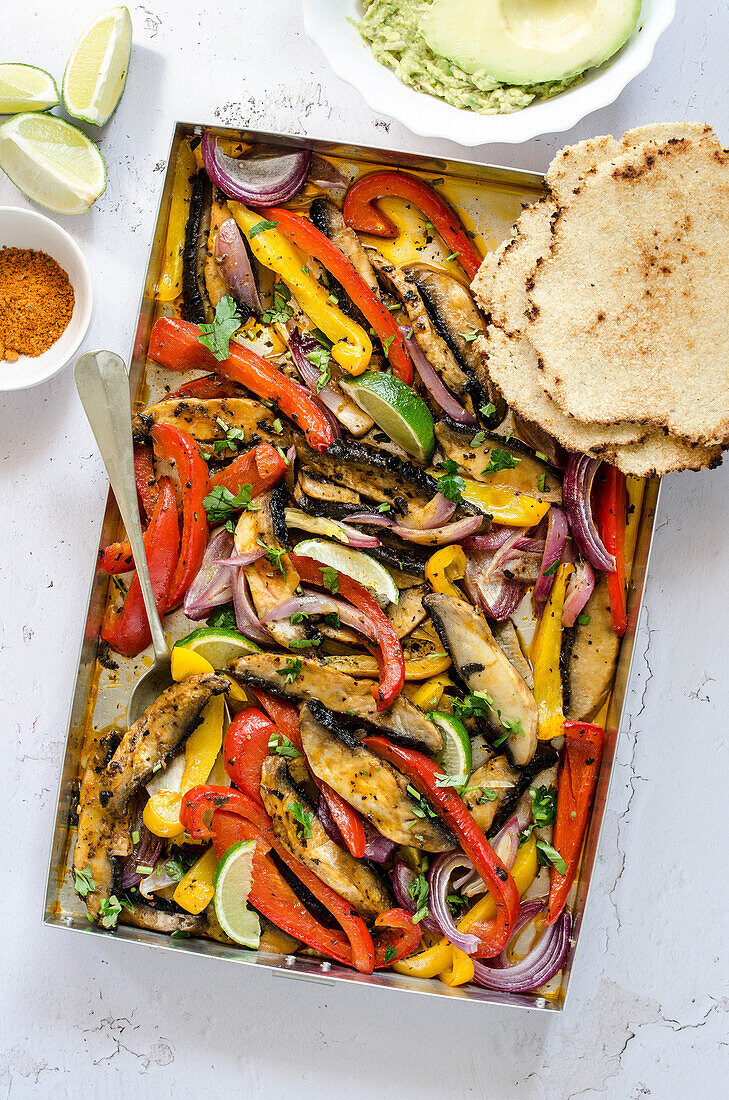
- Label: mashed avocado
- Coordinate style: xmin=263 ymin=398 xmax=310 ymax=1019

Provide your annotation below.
xmin=357 ymin=0 xmax=584 ymax=115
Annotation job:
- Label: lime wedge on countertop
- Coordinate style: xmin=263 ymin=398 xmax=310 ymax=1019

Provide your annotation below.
xmin=213 ymin=840 xmax=261 ymax=948
xmin=174 ymin=627 xmax=262 ymax=670
xmin=0 ymin=64 xmax=59 ymax=114
xmin=62 ymin=6 xmax=132 ymax=126
xmin=340 ymin=371 xmax=436 ymax=464
xmin=431 ymin=711 xmax=472 ymax=779
xmin=0 ymin=113 xmax=106 ymax=213
xmin=293 ymin=537 xmax=400 ymax=606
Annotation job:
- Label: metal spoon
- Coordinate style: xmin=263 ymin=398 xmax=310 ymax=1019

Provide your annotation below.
xmin=75 ymin=350 xmax=173 ymax=726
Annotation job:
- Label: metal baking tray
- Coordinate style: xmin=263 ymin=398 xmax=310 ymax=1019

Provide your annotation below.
xmin=43 ymin=122 xmax=660 ymax=1012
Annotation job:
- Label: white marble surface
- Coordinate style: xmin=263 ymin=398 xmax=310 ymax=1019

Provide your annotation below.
xmin=1 ymin=2 xmax=728 ymax=1095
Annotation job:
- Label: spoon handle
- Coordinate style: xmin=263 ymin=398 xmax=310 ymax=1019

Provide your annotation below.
xmin=75 ymin=350 xmax=169 ymax=664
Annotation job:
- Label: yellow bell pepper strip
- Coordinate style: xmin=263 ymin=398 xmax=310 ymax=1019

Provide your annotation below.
xmin=409 ymin=673 xmax=455 ymax=711
xmin=172 ymin=845 xmax=218 ymax=915
xmin=531 ymin=562 xmax=574 ymax=742
xmin=439 ymin=945 xmax=476 ymax=987
xmin=393 ymin=837 xmax=539 ymax=980
xmin=425 ymin=545 xmax=467 ymax=598
xmin=458 ymin=479 xmax=551 ymax=527
xmin=144 ymin=650 xmax=226 ymax=838
xmin=157 ymin=139 xmax=197 ymax=301
xmin=228 ymin=201 xmax=373 ymax=375
xmin=319 ymin=652 xmax=451 ymax=681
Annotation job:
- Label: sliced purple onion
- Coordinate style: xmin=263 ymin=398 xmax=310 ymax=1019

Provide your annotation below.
xmin=214 ymin=548 xmax=266 ymax=567
xmin=563 ymin=455 xmax=615 ymax=573
xmin=183 ymin=527 xmax=234 ymax=620
xmin=562 ymin=558 xmax=596 ymax=628
xmin=427 ymin=853 xmax=481 ymax=955
xmin=512 ymin=414 xmax=567 ymax=470
xmin=342 ymin=511 xmax=395 ymax=529
xmin=139 ymin=862 xmax=182 ymax=900
xmin=401 ymin=327 xmax=477 ymax=425
xmin=317 ymin=791 xmax=345 ymax=848
xmin=390 ymin=514 xmax=482 ymax=546
xmin=490 ymin=798 xmax=533 ymax=873
xmin=214 ymin=218 xmax=261 ymax=313
xmin=289 ymin=329 xmax=349 ymax=434
xmin=392 ymin=860 xmax=441 ymax=935
xmin=533 ymin=507 xmax=569 ymax=606
xmin=318 ymin=794 xmax=395 ymax=863
xmin=308 ymin=154 xmax=348 ymax=191
xmin=397 ymin=493 xmax=456 ymax=530
xmin=464 ymin=549 xmax=523 ymax=622
xmin=472 ymin=900 xmax=571 ymax=993
xmin=120 ymin=797 xmax=164 ymax=891
xmin=202 ymin=133 xmax=310 ymax=205
xmin=232 ymin=567 xmax=273 ymax=645
xmin=261 ymin=593 xmax=378 ymax=642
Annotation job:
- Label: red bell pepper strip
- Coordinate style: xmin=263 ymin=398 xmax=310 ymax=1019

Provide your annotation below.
xmin=290 ymin=554 xmax=405 ymax=710
xmin=101 ymin=477 xmax=179 ymax=657
xmin=372 ymin=909 xmax=424 ymax=968
xmin=546 ymin=720 xmax=605 ymax=925
xmin=168 ymin=374 xmax=241 ymax=400
xmin=223 ymin=706 xmax=278 ymax=805
xmin=252 ymin=688 xmax=367 ymax=859
xmin=256 ymin=205 xmax=413 ymax=385
xmin=595 ymin=465 xmax=628 ymax=636
xmin=148 ymin=317 xmax=335 ymax=454
xmin=134 ymin=443 xmax=159 ymax=523
xmin=212 ymin=809 xmax=359 ymax=967
xmin=343 ymin=171 xmax=483 ymax=282
xmin=208 ymin=442 xmax=288 ymax=498
xmin=150 ymin=422 xmax=209 ymax=611
xmin=364 ymin=736 xmax=520 ymax=958
xmin=181 ymin=786 xmax=375 ymax=973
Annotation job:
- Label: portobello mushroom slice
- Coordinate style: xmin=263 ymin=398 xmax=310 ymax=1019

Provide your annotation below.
xmin=434 ymin=419 xmax=562 ymax=505
xmin=403 ymin=264 xmax=502 ymax=424
xmin=260 ymin=755 xmax=394 ymax=920
xmin=136 ymin=396 xmax=292 ymax=450
xmin=488 ymin=743 xmax=559 ymax=839
xmin=299 ymin=702 xmax=455 ymax=851
xmin=294 ymin=471 xmax=364 ymax=516
xmin=562 ymin=574 xmax=620 ymax=721
xmin=120 ymin=895 xmax=212 ymax=938
xmin=463 ymin=755 xmax=519 ymax=835
xmin=368 ymin=251 xmax=470 ymax=399
xmin=310 ymin=197 xmax=381 ymax=297
xmin=73 ymin=737 xmax=123 ymax=919
xmin=205 ymin=193 xmax=233 ymax=310
xmin=182 ymin=171 xmax=213 ymax=324
xmin=501 ymin=553 xmax=544 ymax=586
xmin=423 ymin=592 xmax=538 ymax=766
xmin=491 ymin=619 xmax=533 ymax=689
xmin=101 ymin=674 xmax=229 ymax=817
xmin=387 ymin=584 xmax=428 ymax=639
xmin=229 ymin=653 xmax=442 ymax=752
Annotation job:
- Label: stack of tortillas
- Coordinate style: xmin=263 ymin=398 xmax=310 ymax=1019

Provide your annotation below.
xmin=471 ymin=122 xmax=729 ymax=476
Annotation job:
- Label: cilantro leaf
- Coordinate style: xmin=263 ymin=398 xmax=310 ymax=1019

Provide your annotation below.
xmin=577 ymin=612 xmax=591 ymax=626
xmin=249 ymin=218 xmax=279 ymax=238
xmin=203 ymin=483 xmax=259 ymax=524
xmin=452 ymin=690 xmax=493 ymax=721
xmin=321 ymin=566 xmax=339 ymax=594
xmin=74 ymin=865 xmax=95 ymax=898
xmin=480 ymin=402 xmax=497 ymax=419
xmin=459 ymin=330 xmax=480 ymax=343
xmin=207 ymin=603 xmax=237 ymax=630
xmin=384 ymin=945 xmax=397 ymax=963
xmin=542 ymin=560 xmax=559 ymax=577
xmin=277 ymin=657 xmax=302 ymax=684
xmin=289 ymin=801 xmax=313 ymax=840
xmin=537 ymin=472 xmax=547 ymax=493
xmin=436 ymin=459 xmax=465 ymax=504
xmin=530 ymin=784 xmax=558 ymax=829
xmin=382 ymin=334 xmax=395 ymax=358
xmin=470 ymin=431 xmax=486 ymax=447
xmin=408 ymin=873 xmax=430 ymax=923
xmin=99 ymin=894 xmax=123 ymax=930
xmin=536 ymin=839 xmax=566 ymax=875
xmin=268 ymin=733 xmax=301 ymax=759
xmin=482 ymin=448 xmax=520 ymax=475
xmin=197 ymin=295 xmax=242 ymax=362
xmin=289 ymin=637 xmax=321 ymax=649
xmin=262 ymin=282 xmax=294 ymax=325
xmin=257 ymin=538 xmax=287 ymax=574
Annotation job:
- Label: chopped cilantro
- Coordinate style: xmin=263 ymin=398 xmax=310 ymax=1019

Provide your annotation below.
xmin=268 ymin=733 xmax=301 ymax=759
xmin=131 ymin=830 xmax=140 ymax=845
xmin=74 ymin=865 xmax=95 ymax=898
xmin=382 ymin=334 xmax=395 ymax=358
xmin=301 ymin=264 xmax=310 ymax=275
xmin=248 ymin=218 xmax=279 ymax=238
xmin=482 ymin=448 xmax=520 ymax=475
xmin=111 ymin=575 xmax=127 ymax=596
xmin=460 ymin=330 xmax=480 ymax=343
xmin=376 ymin=503 xmax=391 ymax=513
xmin=290 ymin=611 xmax=308 ymax=624
xmin=436 ymin=459 xmax=465 ymax=504
xmin=197 ymin=295 xmax=241 ymax=361
xmin=203 ymin=484 xmax=258 ymax=524
xmin=470 ymin=431 xmax=486 ymax=447
xmin=480 ymin=402 xmax=497 ymax=419
xmin=447 ymin=893 xmax=469 ymax=914
xmin=542 ymin=561 xmax=559 ymax=577
xmin=306 ymin=340 xmax=332 ymax=392
xmin=257 ymin=538 xmax=287 ymax=574
xmin=537 ymin=472 xmax=547 ymax=493
xmin=384 ymin=945 xmax=397 ymax=963
xmin=99 ymin=894 xmax=123 ymax=929
xmin=321 ymin=566 xmax=339 ymax=594
xmin=272 ymin=418 xmax=283 ymax=434
xmin=577 ymin=612 xmax=591 ymax=626
xmin=452 ymin=690 xmax=494 ymax=721
xmin=408 ymin=873 xmax=430 ymax=923
xmin=445 ymin=251 xmax=460 ymax=262
xmin=210 ymin=417 xmax=246 ymax=455
xmin=290 ymin=801 xmax=313 ymax=840
xmin=262 ymin=283 xmax=295 ymax=325
xmin=289 ymin=637 xmax=321 ymax=649
xmin=430 ymin=178 xmax=444 ymax=186
xmin=277 ymin=657 xmax=303 ymax=684
xmin=434 ymin=773 xmax=468 ymax=792
xmin=536 ymin=839 xmax=566 ymax=875
xmin=171 ymin=930 xmax=190 ymax=940
xmin=323 ymin=611 xmax=340 ymax=628
xmin=207 ymin=603 xmax=237 ymax=630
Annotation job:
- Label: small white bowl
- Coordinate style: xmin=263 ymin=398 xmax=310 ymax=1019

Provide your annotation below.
xmin=302 ymin=0 xmax=676 ymax=147
xmin=0 ymin=206 xmax=93 ymax=391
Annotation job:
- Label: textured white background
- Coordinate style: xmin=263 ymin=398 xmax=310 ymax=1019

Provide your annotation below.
xmin=1 ymin=2 xmax=728 ymax=1096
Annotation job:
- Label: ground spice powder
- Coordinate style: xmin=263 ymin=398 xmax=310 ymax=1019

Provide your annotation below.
xmin=0 ymin=247 xmax=75 ymax=361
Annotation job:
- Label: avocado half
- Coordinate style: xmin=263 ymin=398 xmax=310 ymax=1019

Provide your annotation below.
xmin=421 ymin=0 xmax=642 ymax=86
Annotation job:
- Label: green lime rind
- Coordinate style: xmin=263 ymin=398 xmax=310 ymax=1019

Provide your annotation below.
xmin=432 ymin=711 xmax=472 ymax=778
xmin=174 ymin=626 xmax=263 ymax=669
xmin=213 ymin=840 xmax=261 ymax=949
xmin=341 ymin=371 xmax=436 ymax=463
xmin=293 ymin=537 xmax=400 ymax=605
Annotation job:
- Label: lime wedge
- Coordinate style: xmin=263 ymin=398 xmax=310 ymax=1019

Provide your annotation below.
xmin=0 ymin=113 xmax=106 ymax=213
xmin=175 ymin=627 xmax=262 ymax=670
xmin=0 ymin=64 xmax=59 ymax=114
xmin=213 ymin=840 xmax=261 ymax=948
xmin=62 ymin=6 xmax=132 ymax=126
xmin=432 ymin=711 xmax=472 ymax=778
xmin=341 ymin=371 xmax=436 ymax=463
xmin=293 ymin=537 xmax=399 ymax=606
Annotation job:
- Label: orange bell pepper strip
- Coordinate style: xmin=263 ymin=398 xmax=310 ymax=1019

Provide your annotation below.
xmin=343 ymin=170 xmax=483 ymax=281
xmin=150 ymin=422 xmax=209 ymax=611
xmin=148 ymin=316 xmax=335 ymax=454
xmin=181 ymin=785 xmax=375 ymax=973
xmin=595 ymin=465 xmax=628 ymax=636
xmin=98 ymin=444 xmax=160 ymax=573
xmin=290 ymin=554 xmax=405 ymax=710
xmin=256 ymin=205 xmax=413 ymax=385
xmin=364 ymin=736 xmax=520 ymax=958
xmin=223 ymin=706 xmax=277 ymax=806
xmin=167 ymin=374 xmax=241 ymax=400
xmin=101 ymin=477 xmax=179 ymax=657
xmin=546 ymin=720 xmax=605 ymax=925
xmin=208 ymin=442 xmax=288 ymax=498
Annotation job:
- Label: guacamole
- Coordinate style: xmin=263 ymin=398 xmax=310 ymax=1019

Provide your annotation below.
xmin=357 ymin=0 xmax=584 ymax=115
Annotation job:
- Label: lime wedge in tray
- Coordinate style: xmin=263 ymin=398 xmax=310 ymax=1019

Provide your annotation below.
xmin=62 ymin=6 xmax=132 ymax=126
xmin=293 ymin=537 xmax=399 ymax=605
xmin=431 ymin=711 xmax=472 ymax=778
xmin=0 ymin=113 xmax=106 ymax=213
xmin=341 ymin=371 xmax=436 ymax=464
xmin=0 ymin=64 xmax=59 ymax=114
xmin=175 ymin=627 xmax=262 ymax=670
xmin=213 ymin=840 xmax=261 ymax=949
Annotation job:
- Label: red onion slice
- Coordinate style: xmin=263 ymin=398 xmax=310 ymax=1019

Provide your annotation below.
xmin=464 ymin=549 xmax=523 ymax=622
xmin=214 ymin=549 xmax=266 ymax=567
xmin=401 ymin=328 xmax=477 ymax=425
xmin=342 ymin=511 xmax=395 ymax=529
xmin=214 ymin=218 xmax=262 ymax=314
xmin=563 ymin=455 xmax=615 ymax=573
xmin=308 ymin=154 xmax=348 ymax=191
xmin=472 ymin=901 xmax=571 ymax=993
xmin=318 ymin=794 xmax=395 ymax=863
xmin=462 ymin=526 xmax=520 ymax=552
xmin=392 ymin=860 xmax=442 ymax=936
xmin=202 ymin=133 xmax=310 ymax=205
xmin=512 ymin=414 xmax=567 ymax=470
xmin=397 ymin=492 xmax=456 ymax=530
xmin=533 ymin=506 xmax=568 ymax=606
xmin=120 ymin=795 xmax=164 ymax=890
xmin=562 ymin=558 xmax=596 ymax=627
xmin=232 ymin=568 xmax=273 ymax=645
xmin=260 ymin=593 xmax=378 ymax=642
xmin=289 ymin=329 xmax=349 ymax=434
xmin=183 ymin=527 xmax=235 ymax=620
xmin=390 ymin=514 xmax=482 ymax=546
xmin=427 ymin=852 xmax=481 ymax=955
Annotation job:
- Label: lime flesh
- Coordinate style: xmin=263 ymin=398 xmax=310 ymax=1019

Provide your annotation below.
xmin=0 ymin=113 xmax=106 ymax=213
xmin=213 ymin=840 xmax=261 ymax=948
xmin=293 ymin=537 xmax=399 ymax=605
xmin=175 ymin=627 xmax=262 ymax=670
xmin=0 ymin=64 xmax=59 ymax=114
xmin=432 ymin=711 xmax=472 ymax=778
xmin=341 ymin=371 xmax=436 ymax=463
xmin=62 ymin=6 xmax=132 ymax=126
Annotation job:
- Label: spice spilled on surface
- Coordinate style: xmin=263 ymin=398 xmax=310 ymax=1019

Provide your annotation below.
xmin=0 ymin=247 xmax=74 ymax=362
